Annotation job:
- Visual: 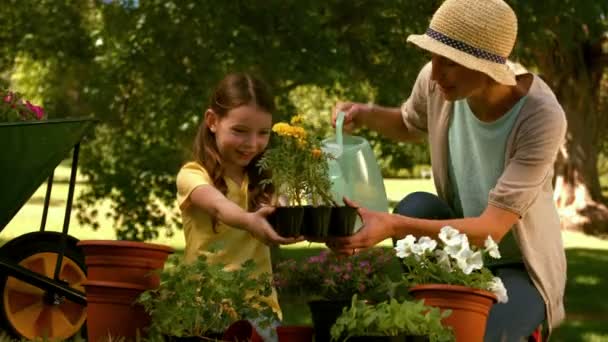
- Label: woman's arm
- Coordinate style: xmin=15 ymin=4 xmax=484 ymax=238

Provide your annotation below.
xmin=330 ymin=199 xmax=518 ymax=253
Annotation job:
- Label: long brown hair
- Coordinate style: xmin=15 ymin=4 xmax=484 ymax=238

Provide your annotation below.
xmin=193 ymin=73 xmax=275 ymax=216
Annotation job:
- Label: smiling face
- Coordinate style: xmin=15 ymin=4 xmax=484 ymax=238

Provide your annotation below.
xmin=206 ymin=104 xmax=272 ymax=170
xmin=430 ymin=54 xmax=491 ymax=101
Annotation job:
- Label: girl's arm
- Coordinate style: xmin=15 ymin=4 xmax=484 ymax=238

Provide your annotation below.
xmin=189 ymin=184 xmax=300 ymax=245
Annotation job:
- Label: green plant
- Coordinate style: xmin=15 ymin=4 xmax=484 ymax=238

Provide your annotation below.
xmin=330 ymin=295 xmax=454 ymax=342
xmin=395 ymin=226 xmax=508 ymax=303
xmin=273 ymin=248 xmax=398 ymax=302
xmin=137 ymin=254 xmax=278 ymax=341
xmin=1 ymin=90 xmax=45 ymax=122
xmin=257 ymin=115 xmax=335 ymax=206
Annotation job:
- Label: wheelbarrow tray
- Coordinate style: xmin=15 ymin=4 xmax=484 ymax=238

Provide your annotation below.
xmin=0 ymin=118 xmax=96 ymax=230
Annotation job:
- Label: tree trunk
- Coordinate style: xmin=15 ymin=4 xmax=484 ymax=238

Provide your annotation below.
xmin=544 ymin=39 xmax=608 ymax=235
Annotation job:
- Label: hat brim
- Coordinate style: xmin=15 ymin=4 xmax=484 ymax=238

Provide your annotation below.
xmin=407 ymin=34 xmax=516 ymax=86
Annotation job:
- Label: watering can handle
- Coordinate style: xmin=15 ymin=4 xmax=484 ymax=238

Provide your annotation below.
xmin=336 ymin=111 xmax=345 ymax=149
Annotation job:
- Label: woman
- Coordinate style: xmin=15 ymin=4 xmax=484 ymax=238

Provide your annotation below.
xmin=328 ymin=0 xmax=566 ymax=340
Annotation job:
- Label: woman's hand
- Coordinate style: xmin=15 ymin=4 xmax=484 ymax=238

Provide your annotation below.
xmin=326 ymin=198 xmax=395 ymax=254
xmin=332 ymin=102 xmax=373 ymax=133
xmin=246 ymin=206 xmax=303 ymax=245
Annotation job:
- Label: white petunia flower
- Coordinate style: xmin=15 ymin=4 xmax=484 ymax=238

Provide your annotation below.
xmin=444 ymin=233 xmax=470 ymax=258
xmin=417 ymin=236 xmax=438 ymax=254
xmin=484 ymin=235 xmax=501 ymax=259
xmin=395 ymin=235 xmax=417 ymax=258
xmin=435 ymin=249 xmax=452 ymax=271
xmin=438 ymin=226 xmax=462 ymax=245
xmin=488 ymin=276 xmax=509 ymax=303
xmin=454 ymin=249 xmax=483 ymax=275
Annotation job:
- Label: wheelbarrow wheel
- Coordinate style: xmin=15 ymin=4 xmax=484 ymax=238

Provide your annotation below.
xmin=0 ymin=231 xmax=87 ymax=340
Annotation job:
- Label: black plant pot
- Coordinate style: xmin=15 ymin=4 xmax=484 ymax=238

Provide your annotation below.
xmin=308 ymin=300 xmax=351 ymax=342
xmin=267 ymin=206 xmax=305 ymax=237
xmin=301 ymin=206 xmax=332 ymax=238
xmin=329 ymin=206 xmax=358 ymax=237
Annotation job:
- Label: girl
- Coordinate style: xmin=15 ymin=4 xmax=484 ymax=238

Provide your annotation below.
xmin=176 ymin=73 xmax=300 ymax=323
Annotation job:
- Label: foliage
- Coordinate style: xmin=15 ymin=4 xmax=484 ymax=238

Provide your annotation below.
xmin=273 ymin=248 xmax=396 ymax=302
xmin=258 ymin=115 xmax=334 ymax=206
xmin=0 ymin=90 xmax=45 ymax=122
xmin=330 ymin=295 xmax=454 ymax=342
xmin=3 ymin=0 xmax=606 ymax=239
xmin=137 ymin=254 xmax=277 ymax=341
xmin=395 ymin=226 xmax=508 ymax=303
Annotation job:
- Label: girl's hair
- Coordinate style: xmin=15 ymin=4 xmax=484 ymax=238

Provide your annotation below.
xmin=193 ymin=73 xmax=275 ymax=215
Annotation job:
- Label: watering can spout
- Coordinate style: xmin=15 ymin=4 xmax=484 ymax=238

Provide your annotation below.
xmin=322 ymin=113 xmax=389 ymax=217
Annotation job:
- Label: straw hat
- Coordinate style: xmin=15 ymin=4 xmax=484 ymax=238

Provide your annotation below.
xmin=407 ymin=0 xmax=518 ymax=85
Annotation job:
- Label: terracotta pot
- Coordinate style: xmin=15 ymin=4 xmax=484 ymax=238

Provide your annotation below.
xmin=267 ymin=207 xmax=305 ymax=237
xmin=83 ymin=280 xmax=149 ymax=342
xmin=409 ymin=284 xmax=497 ymax=342
xmin=276 ymin=325 xmax=314 ymax=342
xmin=77 ymin=240 xmax=174 ymax=289
xmin=301 ymin=206 xmax=332 ymax=238
xmin=308 ymin=299 xmax=351 ymax=342
xmin=222 ymin=320 xmax=263 ymax=342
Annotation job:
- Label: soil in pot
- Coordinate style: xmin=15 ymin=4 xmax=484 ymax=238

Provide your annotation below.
xmin=267 ymin=206 xmax=305 ymax=237
xmin=329 ymin=206 xmax=358 ymax=236
xmin=301 ymin=205 xmax=332 ymax=238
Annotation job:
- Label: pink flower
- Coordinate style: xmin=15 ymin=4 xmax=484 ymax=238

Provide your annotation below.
xmin=25 ymin=101 xmax=45 ymax=119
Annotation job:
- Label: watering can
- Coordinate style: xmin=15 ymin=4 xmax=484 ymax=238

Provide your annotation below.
xmin=322 ymin=111 xmax=390 ymax=222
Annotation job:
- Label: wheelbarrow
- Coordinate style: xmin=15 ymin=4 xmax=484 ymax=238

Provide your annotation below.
xmin=0 ymin=118 xmax=96 ymax=340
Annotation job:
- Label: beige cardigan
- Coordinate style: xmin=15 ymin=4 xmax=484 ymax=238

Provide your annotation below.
xmin=400 ymin=63 xmax=567 ymax=331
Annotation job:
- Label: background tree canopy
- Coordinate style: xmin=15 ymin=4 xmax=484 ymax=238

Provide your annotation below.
xmin=2 ymin=0 xmax=607 ymax=240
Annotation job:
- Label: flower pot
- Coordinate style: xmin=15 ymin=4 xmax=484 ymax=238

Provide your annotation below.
xmin=267 ymin=206 xmax=305 ymax=237
xmin=83 ymin=280 xmax=149 ymax=342
xmin=329 ymin=206 xmax=358 ymax=236
xmin=276 ymin=325 xmax=314 ymax=342
xmin=409 ymin=284 xmax=497 ymax=342
xmin=301 ymin=206 xmax=332 ymax=238
xmin=222 ymin=320 xmax=263 ymax=342
xmin=77 ymin=240 xmax=174 ymax=289
xmin=308 ymin=299 xmax=351 ymax=342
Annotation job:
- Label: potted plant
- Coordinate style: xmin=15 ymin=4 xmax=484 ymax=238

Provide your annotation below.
xmin=330 ymin=295 xmax=454 ymax=342
xmin=137 ymin=254 xmax=278 ymax=342
xmin=394 ymin=226 xmax=508 ymax=342
xmin=273 ymin=248 xmax=398 ymax=342
xmin=257 ymin=115 xmax=357 ymax=238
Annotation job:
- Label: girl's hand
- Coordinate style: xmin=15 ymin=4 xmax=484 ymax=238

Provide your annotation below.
xmin=326 ymin=197 xmax=395 ymax=254
xmin=247 ymin=206 xmax=303 ymax=245
xmin=332 ymin=102 xmax=372 ymax=132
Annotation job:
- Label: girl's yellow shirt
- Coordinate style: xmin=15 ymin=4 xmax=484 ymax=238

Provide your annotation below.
xmin=176 ymin=161 xmax=281 ymax=318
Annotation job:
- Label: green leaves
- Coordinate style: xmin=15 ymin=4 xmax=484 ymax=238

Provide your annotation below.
xmin=137 ymin=254 xmax=277 ymax=341
xmin=330 ymin=295 xmax=454 ymax=342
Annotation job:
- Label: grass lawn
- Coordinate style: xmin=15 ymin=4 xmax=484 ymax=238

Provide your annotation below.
xmin=1 ymin=165 xmax=607 ymax=341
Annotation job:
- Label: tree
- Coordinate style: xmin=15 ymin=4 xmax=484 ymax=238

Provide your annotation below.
xmin=4 ymin=1 xmax=607 ymax=239
xmin=510 ymin=1 xmax=608 ymax=234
